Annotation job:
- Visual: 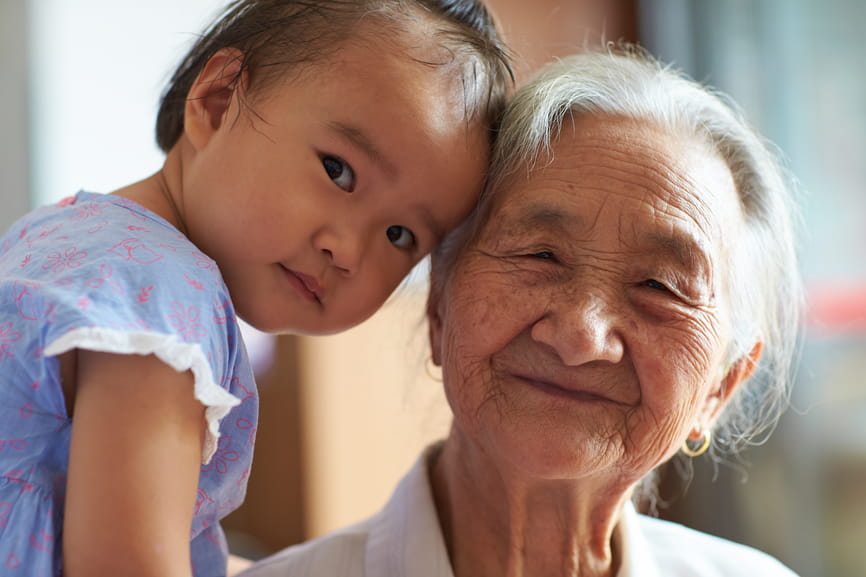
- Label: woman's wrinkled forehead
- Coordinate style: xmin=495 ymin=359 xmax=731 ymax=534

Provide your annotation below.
xmin=494 ymin=116 xmax=738 ymax=222
xmin=476 ymin=116 xmax=743 ymax=271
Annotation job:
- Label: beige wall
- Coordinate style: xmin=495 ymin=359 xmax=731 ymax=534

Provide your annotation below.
xmin=488 ymin=0 xmax=637 ymax=82
xmin=298 ymin=287 xmax=451 ymax=537
xmin=0 ymin=1 xmax=30 ymax=231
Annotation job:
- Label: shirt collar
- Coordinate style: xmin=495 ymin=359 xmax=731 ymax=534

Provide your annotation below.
xmin=364 ymin=443 xmax=656 ymax=577
xmin=365 ymin=444 xmax=454 ymax=577
xmin=614 ymin=501 xmax=662 ymax=577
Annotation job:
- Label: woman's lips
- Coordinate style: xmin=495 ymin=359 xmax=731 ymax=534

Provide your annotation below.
xmin=527 ymin=378 xmax=610 ymax=402
xmin=513 ymin=372 xmax=626 ymax=405
xmin=281 ymin=266 xmax=322 ymax=303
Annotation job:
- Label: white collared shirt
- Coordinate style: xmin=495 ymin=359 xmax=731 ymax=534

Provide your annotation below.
xmin=240 ymin=446 xmax=799 ymax=577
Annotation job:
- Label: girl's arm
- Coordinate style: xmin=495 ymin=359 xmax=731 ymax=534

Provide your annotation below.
xmin=63 ymin=350 xmax=206 ymax=577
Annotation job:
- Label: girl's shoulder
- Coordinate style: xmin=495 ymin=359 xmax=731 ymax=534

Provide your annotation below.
xmin=0 ymin=190 xmax=239 ymax=376
xmin=1 ymin=191 xmax=225 ymax=297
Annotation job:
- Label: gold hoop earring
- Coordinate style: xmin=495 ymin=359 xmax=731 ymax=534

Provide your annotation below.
xmin=424 ymin=357 xmax=442 ymax=382
xmin=681 ymin=429 xmax=712 ymax=457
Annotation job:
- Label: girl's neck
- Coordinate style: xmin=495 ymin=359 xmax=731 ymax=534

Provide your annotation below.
xmin=429 ymin=432 xmax=632 ymax=577
xmin=111 ymin=148 xmax=188 ymax=237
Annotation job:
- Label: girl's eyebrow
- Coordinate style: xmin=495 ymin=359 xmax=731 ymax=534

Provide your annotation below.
xmin=326 ymin=120 xmax=398 ymax=180
xmin=327 ymin=119 xmax=443 ymax=241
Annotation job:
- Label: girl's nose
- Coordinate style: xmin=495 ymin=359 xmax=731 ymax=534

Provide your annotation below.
xmin=313 ymin=227 xmax=364 ymax=276
xmin=530 ymin=290 xmax=624 ymax=366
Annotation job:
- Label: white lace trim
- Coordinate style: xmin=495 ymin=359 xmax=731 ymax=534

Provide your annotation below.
xmin=44 ymin=327 xmax=242 ymax=463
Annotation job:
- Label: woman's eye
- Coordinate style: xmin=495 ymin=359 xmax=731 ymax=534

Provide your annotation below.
xmin=386 ymin=225 xmax=416 ymax=249
xmin=530 ymin=251 xmax=555 ymax=260
xmin=643 ymin=279 xmax=671 ymax=292
xmin=322 ymin=155 xmax=355 ymax=192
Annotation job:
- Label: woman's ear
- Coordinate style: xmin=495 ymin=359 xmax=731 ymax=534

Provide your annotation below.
xmin=697 ymin=341 xmax=764 ymax=429
xmin=427 ymin=288 xmax=444 ymax=367
xmin=184 ymin=47 xmax=246 ymax=151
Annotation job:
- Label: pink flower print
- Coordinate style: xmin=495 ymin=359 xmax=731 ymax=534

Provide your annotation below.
xmin=88 ymin=221 xmax=108 ymax=234
xmin=199 ymin=518 xmax=221 ymax=546
xmin=14 ymin=281 xmax=56 ymax=325
xmin=57 ymin=195 xmax=76 ymax=207
xmin=0 ymin=440 xmax=27 ymax=451
xmin=236 ymin=418 xmax=257 ymax=446
xmin=195 ymin=488 xmax=214 ymax=515
xmin=201 ymin=436 xmax=239 ymax=474
xmin=26 ymin=224 xmax=61 ymax=248
xmin=213 ymin=298 xmax=231 ymax=325
xmin=38 ymin=225 xmax=60 ymax=238
xmin=86 ymin=263 xmax=124 ymax=295
xmin=20 ymin=403 xmax=33 ymax=418
xmin=193 ymin=252 xmax=217 ymax=271
xmin=231 ymin=378 xmax=254 ymax=404
xmin=138 ymin=286 xmax=154 ymax=303
xmin=13 ymin=280 xmax=40 ymax=320
xmin=0 ymin=501 xmax=10 ymax=529
xmin=41 ymin=246 xmax=87 ymax=273
xmin=72 ymin=201 xmax=104 ymax=220
xmin=168 ymin=302 xmax=206 ymax=342
xmin=5 ymin=553 xmax=19 ymax=570
xmin=108 ymin=238 xmax=164 ymax=264
xmin=20 ymin=253 xmax=30 ymax=267
xmin=0 ymin=322 xmax=21 ymax=343
xmin=77 ymin=297 xmax=91 ymax=311
xmin=237 ymin=467 xmax=250 ymax=488
xmin=29 ymin=529 xmax=53 ymax=552
xmin=2 ymin=467 xmax=34 ymax=496
xmin=127 ymin=224 xmax=148 ymax=232
xmin=184 ymin=274 xmax=205 ymax=290
xmin=0 ymin=322 xmax=21 ymax=360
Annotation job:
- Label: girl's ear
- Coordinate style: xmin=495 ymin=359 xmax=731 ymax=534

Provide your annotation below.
xmin=184 ymin=47 xmax=246 ymax=151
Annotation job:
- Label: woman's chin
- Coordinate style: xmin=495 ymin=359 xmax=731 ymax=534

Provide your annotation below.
xmin=480 ymin=425 xmax=625 ymax=482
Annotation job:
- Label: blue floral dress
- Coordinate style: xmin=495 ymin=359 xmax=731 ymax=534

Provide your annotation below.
xmin=0 ymin=192 xmax=258 ymax=576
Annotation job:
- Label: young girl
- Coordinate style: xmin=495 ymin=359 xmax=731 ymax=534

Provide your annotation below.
xmin=0 ymin=1 xmax=512 ymax=575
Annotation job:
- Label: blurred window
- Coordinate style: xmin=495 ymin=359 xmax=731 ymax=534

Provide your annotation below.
xmin=641 ymin=2 xmax=866 ymax=576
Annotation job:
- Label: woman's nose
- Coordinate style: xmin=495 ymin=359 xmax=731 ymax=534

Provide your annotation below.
xmin=529 ymin=291 xmax=625 ymax=366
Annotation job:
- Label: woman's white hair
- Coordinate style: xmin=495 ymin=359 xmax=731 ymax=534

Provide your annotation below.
xmin=431 ymin=44 xmax=803 ymax=457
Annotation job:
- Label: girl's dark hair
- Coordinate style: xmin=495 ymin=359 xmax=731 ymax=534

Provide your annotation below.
xmin=155 ymin=0 xmax=514 ymax=152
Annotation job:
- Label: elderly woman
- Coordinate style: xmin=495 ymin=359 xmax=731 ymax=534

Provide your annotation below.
xmin=240 ymin=45 xmax=802 ymax=577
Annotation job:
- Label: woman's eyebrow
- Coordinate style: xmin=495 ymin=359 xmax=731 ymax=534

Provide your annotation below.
xmin=642 ymin=231 xmax=712 ymax=275
xmin=326 ymin=120 xmax=398 ymax=180
xmin=514 ymin=204 xmax=580 ymax=233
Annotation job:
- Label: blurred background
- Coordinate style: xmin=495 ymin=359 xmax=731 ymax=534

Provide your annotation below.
xmin=1 ymin=1 xmax=864 ymax=575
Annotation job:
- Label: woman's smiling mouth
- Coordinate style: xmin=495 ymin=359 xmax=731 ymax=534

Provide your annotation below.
xmin=508 ymin=371 xmax=632 ymax=406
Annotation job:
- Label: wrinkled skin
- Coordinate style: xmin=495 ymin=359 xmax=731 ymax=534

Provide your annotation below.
xmin=428 ymin=115 xmax=761 ymax=576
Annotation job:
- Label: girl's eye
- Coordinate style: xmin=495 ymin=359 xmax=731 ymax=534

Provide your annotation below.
xmin=322 ymin=155 xmax=355 ymax=192
xmin=386 ymin=225 xmax=416 ymax=249
xmin=643 ymin=278 xmax=671 ymax=292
